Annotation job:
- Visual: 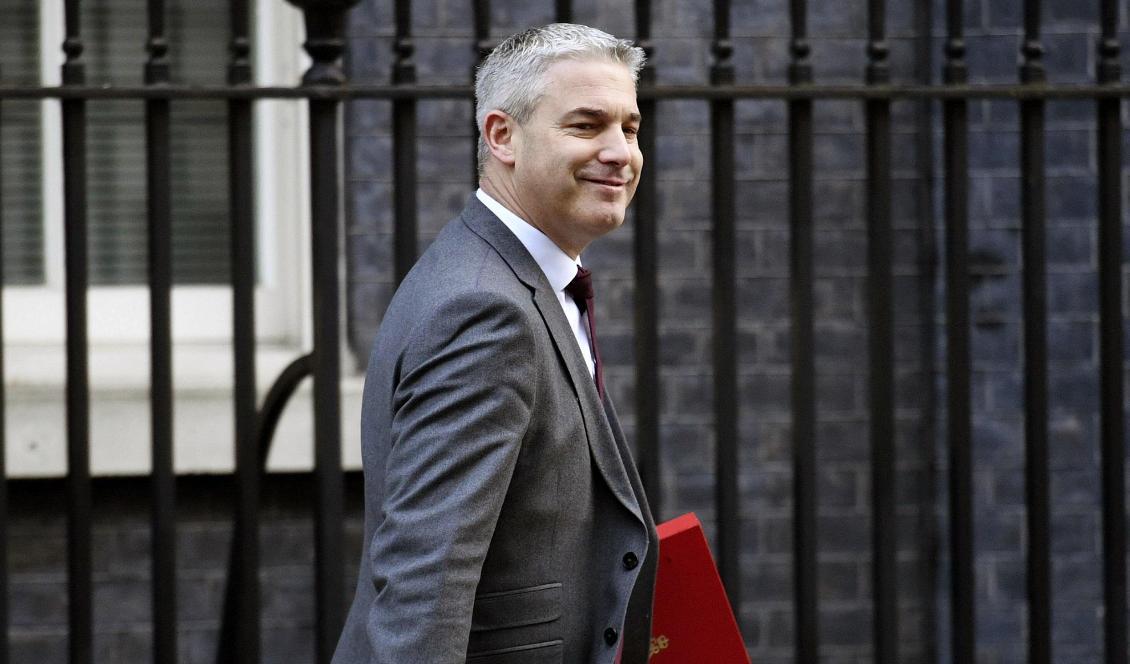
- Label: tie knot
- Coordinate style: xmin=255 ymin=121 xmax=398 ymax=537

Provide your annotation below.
xmin=565 ymin=266 xmax=594 ymax=306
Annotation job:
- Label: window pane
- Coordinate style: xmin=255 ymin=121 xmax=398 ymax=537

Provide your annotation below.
xmin=84 ymin=0 xmax=232 ymax=285
xmin=0 ymin=0 xmax=46 ymax=285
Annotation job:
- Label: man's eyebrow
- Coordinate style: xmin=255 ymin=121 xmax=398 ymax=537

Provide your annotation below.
xmin=562 ymin=107 xmax=642 ymax=123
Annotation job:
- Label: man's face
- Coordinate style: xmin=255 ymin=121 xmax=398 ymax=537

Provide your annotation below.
xmin=509 ymin=58 xmax=643 ymax=257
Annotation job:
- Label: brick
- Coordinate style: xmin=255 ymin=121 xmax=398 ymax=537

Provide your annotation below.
xmin=491 ymin=1 xmax=553 ymax=31
xmin=263 ymin=625 xmax=316 ymax=664
xmin=10 ymin=579 xmax=67 ymax=627
xmin=346 ymin=99 xmax=392 ymax=137
xmin=656 ymin=180 xmax=714 ymax=227
xmin=348 ymin=181 xmax=393 ymax=233
xmin=1046 ymin=223 xmax=1093 ymax=268
xmin=819 ymin=561 xmax=861 ymax=601
xmin=813 ymin=132 xmax=866 ymax=174
xmin=820 ymin=606 xmax=872 ymax=646
xmin=745 ymin=560 xmax=793 ymax=602
xmin=814 ymin=231 xmax=867 ymax=275
xmin=972 ymin=417 xmax=1025 ymax=465
xmin=732 ymin=0 xmax=789 ymax=38
xmin=985 ymin=0 xmax=1021 ymax=29
xmin=93 ymin=620 xmax=147 ymax=660
xmin=1053 ymin=555 xmax=1103 ymax=601
xmin=819 ymin=514 xmax=870 ymax=553
xmin=261 ymin=568 xmax=316 ymax=625
xmin=347 ymin=0 xmax=394 ymax=39
xmin=176 ymin=572 xmax=226 ymax=622
xmin=655 ymin=99 xmax=711 ymax=134
xmin=965 ymin=35 xmax=1024 ymax=84
xmin=970 ymin=272 xmax=1021 ymax=322
xmin=349 ymin=135 xmax=393 ymax=179
xmin=735 ymin=132 xmax=788 ymax=180
xmin=656 ymin=232 xmax=702 ymax=272
xmin=1051 ymin=468 xmax=1101 ymax=507
xmin=1049 ymin=413 xmax=1098 ymax=469
xmin=813 ymin=323 xmax=866 ymax=365
xmin=345 ymin=36 xmax=393 ymax=84
xmin=10 ymin=632 xmax=67 ymax=664
xmin=417 ymin=99 xmax=476 ymax=137
xmin=93 ymin=579 xmax=151 ymax=628
xmin=1051 ymin=511 xmax=1099 ymax=554
xmin=764 ymin=608 xmax=795 ymax=648
xmin=1049 ymin=365 xmax=1099 ymax=412
xmin=652 ymin=38 xmax=709 ymax=84
xmin=347 ymin=232 xmax=393 ymax=284
xmin=1050 ymin=603 xmax=1103 ymax=655
xmin=1048 ymin=175 xmax=1098 ymax=219
xmin=738 ymin=370 xmax=791 ymax=411
xmin=757 ymin=515 xmax=794 ymax=555
xmin=816 ymin=371 xmax=859 ymax=413
xmin=975 ymin=606 xmax=1025 ymax=646
xmin=734 ymin=99 xmax=787 ymax=134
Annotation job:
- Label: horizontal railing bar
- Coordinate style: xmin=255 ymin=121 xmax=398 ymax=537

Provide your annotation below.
xmin=6 ymin=83 xmax=1130 ymax=100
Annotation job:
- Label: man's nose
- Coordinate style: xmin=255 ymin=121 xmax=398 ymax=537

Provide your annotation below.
xmin=597 ymin=128 xmax=632 ymax=166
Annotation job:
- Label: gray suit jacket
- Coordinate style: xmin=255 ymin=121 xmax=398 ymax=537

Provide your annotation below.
xmin=333 ymin=197 xmax=658 ymax=664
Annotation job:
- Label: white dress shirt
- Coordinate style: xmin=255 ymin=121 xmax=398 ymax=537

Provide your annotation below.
xmin=476 ymin=188 xmax=596 ymax=378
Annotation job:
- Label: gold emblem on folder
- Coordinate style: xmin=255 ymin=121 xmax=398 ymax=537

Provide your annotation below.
xmin=649 ymin=635 xmax=670 ymax=658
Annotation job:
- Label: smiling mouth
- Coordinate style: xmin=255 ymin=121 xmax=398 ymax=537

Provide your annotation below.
xmin=581 ymin=177 xmax=629 ymax=187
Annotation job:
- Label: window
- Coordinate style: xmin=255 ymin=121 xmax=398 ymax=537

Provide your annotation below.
xmin=1 ymin=0 xmax=309 ymax=344
xmin=0 ymin=0 xmax=351 ymax=476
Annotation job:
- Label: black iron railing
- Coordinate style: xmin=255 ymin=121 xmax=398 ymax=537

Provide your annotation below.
xmin=0 ymin=0 xmax=1126 ymax=663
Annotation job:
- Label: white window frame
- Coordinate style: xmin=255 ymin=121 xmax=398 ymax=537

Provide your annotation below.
xmin=5 ymin=0 xmax=311 ymax=347
xmin=0 ymin=0 xmax=372 ymax=478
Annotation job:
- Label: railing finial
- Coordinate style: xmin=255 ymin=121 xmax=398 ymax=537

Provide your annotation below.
xmin=284 ymin=0 xmax=362 ymax=86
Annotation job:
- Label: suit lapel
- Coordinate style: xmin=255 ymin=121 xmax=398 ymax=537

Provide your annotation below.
xmin=460 ymin=197 xmax=645 ymax=526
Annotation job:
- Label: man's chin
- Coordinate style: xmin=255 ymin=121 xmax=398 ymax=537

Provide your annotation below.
xmin=584 ymin=208 xmax=627 ymax=234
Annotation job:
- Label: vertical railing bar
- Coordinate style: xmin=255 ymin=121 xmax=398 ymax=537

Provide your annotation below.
xmin=913 ymin=0 xmax=940 ymax=661
xmin=555 ymin=0 xmax=572 ymax=24
xmin=865 ymin=0 xmax=897 ymax=661
xmin=1019 ymin=1 xmax=1051 ymax=662
xmin=0 ymin=61 xmax=9 ymax=664
xmin=226 ymin=0 xmax=260 ymax=658
xmin=633 ymin=0 xmax=660 ymax=513
xmin=710 ymin=0 xmax=740 ymax=603
xmin=471 ymin=0 xmax=492 ymax=186
xmin=943 ymin=0 xmax=975 ymax=661
xmin=291 ymin=2 xmax=356 ymax=659
xmin=61 ymin=1 xmax=93 ymax=662
xmin=788 ymin=0 xmax=818 ymax=660
xmin=392 ymin=0 xmax=417 ymax=285
xmin=145 ymin=0 xmax=176 ymax=660
xmin=1096 ymin=1 xmax=1126 ymax=662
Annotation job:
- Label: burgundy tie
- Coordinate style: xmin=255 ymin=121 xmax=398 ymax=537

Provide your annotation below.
xmin=565 ymin=266 xmax=604 ymax=400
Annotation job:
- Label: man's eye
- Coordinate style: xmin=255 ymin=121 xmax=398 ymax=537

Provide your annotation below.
xmin=573 ymin=123 xmax=596 ymax=131
xmin=624 ymin=126 xmax=640 ymax=136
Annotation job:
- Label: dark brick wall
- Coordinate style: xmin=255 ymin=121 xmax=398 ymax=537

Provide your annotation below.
xmin=7 ymin=476 xmax=364 ymax=664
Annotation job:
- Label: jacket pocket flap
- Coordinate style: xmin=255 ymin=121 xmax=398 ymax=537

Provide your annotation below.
xmin=471 ymin=582 xmax=562 ymax=632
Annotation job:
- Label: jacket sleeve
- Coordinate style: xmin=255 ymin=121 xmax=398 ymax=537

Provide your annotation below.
xmin=365 ymin=290 xmax=538 ymax=664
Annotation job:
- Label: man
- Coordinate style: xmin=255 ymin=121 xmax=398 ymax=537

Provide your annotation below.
xmin=333 ymin=23 xmax=657 ymax=664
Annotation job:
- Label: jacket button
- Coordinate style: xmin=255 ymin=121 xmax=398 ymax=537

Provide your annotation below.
xmin=622 ymin=552 xmax=639 ymax=570
xmin=604 ymin=627 xmax=619 ymax=645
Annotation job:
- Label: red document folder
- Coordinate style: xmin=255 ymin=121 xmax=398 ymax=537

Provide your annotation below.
xmin=649 ymin=513 xmax=751 ymax=663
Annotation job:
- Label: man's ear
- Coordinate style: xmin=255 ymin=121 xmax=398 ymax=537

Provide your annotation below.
xmin=482 ymin=110 xmax=518 ymax=167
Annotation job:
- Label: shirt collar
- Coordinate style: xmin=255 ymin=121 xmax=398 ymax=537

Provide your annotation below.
xmin=476 ymin=188 xmax=580 ymax=293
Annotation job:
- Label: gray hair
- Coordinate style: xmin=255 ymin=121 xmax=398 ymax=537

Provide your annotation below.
xmin=474 ymin=23 xmax=646 ymax=173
